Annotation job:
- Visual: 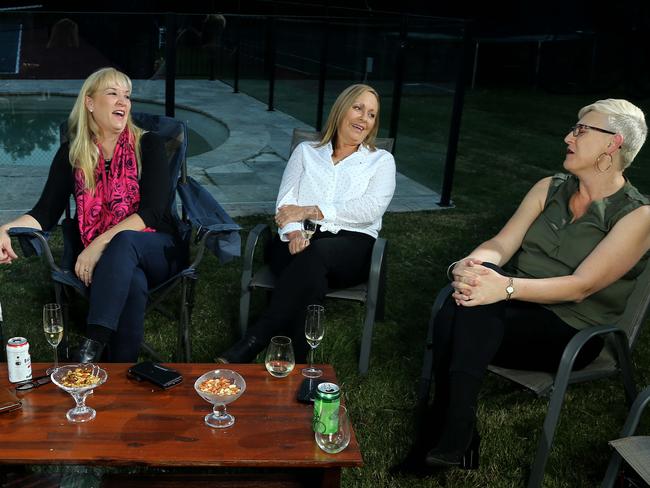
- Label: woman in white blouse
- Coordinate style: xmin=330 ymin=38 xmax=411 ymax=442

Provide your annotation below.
xmin=218 ymin=84 xmax=396 ymax=363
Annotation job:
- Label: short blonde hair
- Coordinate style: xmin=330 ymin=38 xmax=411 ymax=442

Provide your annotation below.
xmin=317 ymin=84 xmax=380 ymax=151
xmin=68 ymin=67 xmax=143 ymax=190
xmin=578 ymin=98 xmax=647 ymax=169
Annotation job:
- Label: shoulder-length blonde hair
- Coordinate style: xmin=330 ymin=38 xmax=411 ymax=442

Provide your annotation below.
xmin=317 ymin=84 xmax=380 ymax=151
xmin=67 ymin=67 xmax=143 ymax=190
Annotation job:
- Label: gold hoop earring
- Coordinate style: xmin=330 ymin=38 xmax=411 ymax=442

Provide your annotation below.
xmin=595 ymin=153 xmax=613 ymax=173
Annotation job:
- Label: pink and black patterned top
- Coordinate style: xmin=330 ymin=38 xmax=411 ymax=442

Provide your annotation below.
xmin=74 ymin=128 xmax=154 ymax=247
xmin=27 ymin=132 xmax=176 ymax=245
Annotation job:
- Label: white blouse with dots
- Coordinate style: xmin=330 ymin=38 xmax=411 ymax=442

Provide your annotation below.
xmin=276 ymin=140 xmax=396 ymax=241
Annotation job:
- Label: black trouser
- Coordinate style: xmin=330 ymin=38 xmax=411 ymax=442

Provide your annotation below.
xmin=424 ymin=263 xmax=604 ymax=451
xmin=247 ymin=229 xmax=375 ymax=361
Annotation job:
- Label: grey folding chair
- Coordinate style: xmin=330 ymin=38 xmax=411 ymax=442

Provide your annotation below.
xmin=238 ymin=129 xmax=393 ymax=375
xmin=602 ymin=385 xmax=650 ymax=487
xmin=419 ymin=258 xmax=650 ymax=488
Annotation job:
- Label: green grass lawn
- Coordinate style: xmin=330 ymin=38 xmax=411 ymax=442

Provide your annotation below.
xmin=1 ymin=86 xmax=649 ymax=487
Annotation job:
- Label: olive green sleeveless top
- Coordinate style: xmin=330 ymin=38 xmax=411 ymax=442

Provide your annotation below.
xmin=506 ymin=173 xmax=649 ymax=330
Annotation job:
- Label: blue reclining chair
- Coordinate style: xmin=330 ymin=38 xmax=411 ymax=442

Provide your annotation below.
xmin=9 ymin=112 xmax=240 ymax=362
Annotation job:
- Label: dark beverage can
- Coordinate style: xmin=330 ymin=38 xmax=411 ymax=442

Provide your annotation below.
xmin=313 ymin=382 xmax=340 ymax=434
xmin=7 ymin=337 xmax=32 ymax=383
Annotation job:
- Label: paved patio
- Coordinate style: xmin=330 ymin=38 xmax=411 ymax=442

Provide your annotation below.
xmin=0 ymin=79 xmax=443 ymax=222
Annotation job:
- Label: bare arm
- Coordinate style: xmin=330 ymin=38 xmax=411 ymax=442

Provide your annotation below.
xmin=451 ymin=177 xmax=551 ymax=283
xmin=455 ymin=205 xmax=650 ymax=306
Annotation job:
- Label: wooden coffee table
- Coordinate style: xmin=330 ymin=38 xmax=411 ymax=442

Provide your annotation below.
xmin=0 ymin=363 xmax=362 ymax=487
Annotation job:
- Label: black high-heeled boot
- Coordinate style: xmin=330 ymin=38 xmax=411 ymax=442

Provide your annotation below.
xmin=216 ymin=334 xmax=264 ymax=363
xmin=425 ymin=425 xmax=480 ymax=469
xmin=424 ymin=371 xmax=482 ymax=470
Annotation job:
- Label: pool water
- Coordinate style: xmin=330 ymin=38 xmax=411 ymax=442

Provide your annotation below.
xmin=0 ymin=95 xmax=228 ymax=165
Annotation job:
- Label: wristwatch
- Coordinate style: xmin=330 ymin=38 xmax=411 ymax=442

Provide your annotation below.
xmin=505 ymin=277 xmax=515 ymax=301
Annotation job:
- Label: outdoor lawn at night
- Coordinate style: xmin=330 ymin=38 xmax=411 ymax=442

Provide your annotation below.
xmin=0 ymin=2 xmax=649 ymax=487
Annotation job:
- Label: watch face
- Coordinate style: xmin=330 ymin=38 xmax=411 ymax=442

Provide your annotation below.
xmin=506 ymin=285 xmax=514 ymax=294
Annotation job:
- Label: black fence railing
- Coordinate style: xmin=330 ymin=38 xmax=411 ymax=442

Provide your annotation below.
xmin=1 ymin=9 xmax=634 ymax=204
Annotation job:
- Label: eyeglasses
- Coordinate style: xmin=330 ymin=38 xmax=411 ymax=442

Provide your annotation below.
xmin=571 ymin=124 xmax=616 ymax=137
xmin=15 ymin=374 xmax=52 ymax=391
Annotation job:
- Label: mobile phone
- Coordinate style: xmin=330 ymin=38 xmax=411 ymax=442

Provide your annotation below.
xmin=127 ymin=361 xmax=183 ymax=389
xmin=297 ymin=377 xmax=326 ymax=404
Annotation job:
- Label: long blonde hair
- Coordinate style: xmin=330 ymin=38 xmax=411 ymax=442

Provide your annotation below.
xmin=68 ymin=67 xmax=143 ymax=190
xmin=317 ymin=84 xmax=380 ymax=151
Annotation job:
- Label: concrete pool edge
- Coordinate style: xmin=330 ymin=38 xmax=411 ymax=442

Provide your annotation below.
xmin=0 ymin=79 xmax=444 ymax=218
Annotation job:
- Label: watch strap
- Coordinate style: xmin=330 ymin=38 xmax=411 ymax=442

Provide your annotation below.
xmin=505 ymin=277 xmax=515 ymax=301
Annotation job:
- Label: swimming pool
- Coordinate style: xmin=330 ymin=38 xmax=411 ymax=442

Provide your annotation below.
xmin=0 ymin=95 xmax=228 ymax=165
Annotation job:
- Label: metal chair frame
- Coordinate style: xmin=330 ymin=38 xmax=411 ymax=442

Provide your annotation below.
xmin=419 ymin=263 xmax=650 ymax=487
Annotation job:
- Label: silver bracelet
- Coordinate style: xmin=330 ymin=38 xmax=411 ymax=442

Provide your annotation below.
xmin=446 ymin=260 xmax=460 ymax=281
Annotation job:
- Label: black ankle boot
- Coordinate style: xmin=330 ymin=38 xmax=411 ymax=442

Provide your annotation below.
xmin=425 ymin=426 xmax=480 ymax=469
xmin=424 ymin=371 xmax=482 ymax=470
xmin=216 ymin=335 xmax=264 ymax=363
xmin=75 ymin=338 xmax=106 ymax=363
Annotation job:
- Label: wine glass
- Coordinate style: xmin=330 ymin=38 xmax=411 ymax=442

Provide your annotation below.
xmin=265 ymin=336 xmax=295 ymax=378
xmin=43 ymin=303 xmax=63 ymax=375
xmin=315 ymin=405 xmax=351 ymax=454
xmin=50 ymin=364 xmax=108 ymax=423
xmin=302 ymin=304 xmax=324 ymax=378
xmin=301 ymin=220 xmax=317 ymax=240
xmin=194 ymin=369 xmax=246 ymax=428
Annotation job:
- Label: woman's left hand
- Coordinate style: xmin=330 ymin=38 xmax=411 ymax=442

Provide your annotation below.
xmin=452 ymin=266 xmax=510 ymax=307
xmin=74 ymin=240 xmax=106 ymax=286
xmin=275 ymin=205 xmax=307 ymax=228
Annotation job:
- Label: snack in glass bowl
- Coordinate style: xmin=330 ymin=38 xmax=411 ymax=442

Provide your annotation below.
xmin=194 ymin=369 xmax=246 ymax=428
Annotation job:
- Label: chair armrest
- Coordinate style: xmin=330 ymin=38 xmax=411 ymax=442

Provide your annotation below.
xmin=366 ymin=237 xmax=387 ymax=297
xmin=7 ymin=227 xmax=61 ymax=273
xmin=601 ymin=386 xmax=650 ymax=488
xmin=241 ymin=224 xmax=272 ymax=291
xmin=425 ymin=285 xmax=454 ymax=349
xmin=418 ymin=284 xmax=453 ymax=403
xmin=617 ymin=386 xmax=650 ymax=438
xmin=554 ymin=324 xmax=630 ymax=388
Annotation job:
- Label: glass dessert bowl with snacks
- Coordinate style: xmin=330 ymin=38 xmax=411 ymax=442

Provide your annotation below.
xmin=194 ymin=369 xmax=246 ymax=428
xmin=50 ymin=364 xmax=108 ymax=423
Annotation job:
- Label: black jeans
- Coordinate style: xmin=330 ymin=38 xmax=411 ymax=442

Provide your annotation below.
xmin=88 ymin=230 xmax=184 ymax=362
xmin=247 ymin=229 xmax=375 ymax=361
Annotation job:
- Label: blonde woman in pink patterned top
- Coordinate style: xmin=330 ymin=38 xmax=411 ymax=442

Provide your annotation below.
xmin=0 ymin=67 xmax=184 ymax=362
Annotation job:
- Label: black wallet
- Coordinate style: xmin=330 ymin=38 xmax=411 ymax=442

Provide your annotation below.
xmin=127 ymin=361 xmax=183 ymax=389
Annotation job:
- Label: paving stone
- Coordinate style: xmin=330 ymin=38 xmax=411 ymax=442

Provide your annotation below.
xmin=0 ymin=79 xmax=444 ymax=217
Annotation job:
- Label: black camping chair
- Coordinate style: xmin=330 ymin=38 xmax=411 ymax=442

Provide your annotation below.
xmin=9 ymin=112 xmax=240 ymax=362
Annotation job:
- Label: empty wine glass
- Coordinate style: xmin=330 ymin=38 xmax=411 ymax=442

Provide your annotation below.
xmin=43 ymin=303 xmax=63 ymax=375
xmin=315 ymin=405 xmax=351 ymax=454
xmin=302 ymin=304 xmax=324 ymax=378
xmin=301 ymin=220 xmax=317 ymax=240
xmin=265 ymin=336 xmax=295 ymax=378
xmin=194 ymin=369 xmax=246 ymax=428
xmin=51 ymin=364 xmax=108 ymax=423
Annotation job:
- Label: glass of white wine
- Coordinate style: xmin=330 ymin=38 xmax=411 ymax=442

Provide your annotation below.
xmin=302 ymin=304 xmax=324 ymax=378
xmin=301 ymin=220 xmax=316 ymax=240
xmin=43 ymin=303 xmax=63 ymax=374
xmin=265 ymin=336 xmax=295 ymax=378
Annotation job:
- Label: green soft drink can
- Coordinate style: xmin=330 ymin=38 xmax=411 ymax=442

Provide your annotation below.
xmin=313 ymin=382 xmax=340 ymax=434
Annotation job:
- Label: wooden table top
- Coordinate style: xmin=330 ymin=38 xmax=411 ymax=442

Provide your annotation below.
xmin=0 ymin=363 xmax=363 ymax=469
